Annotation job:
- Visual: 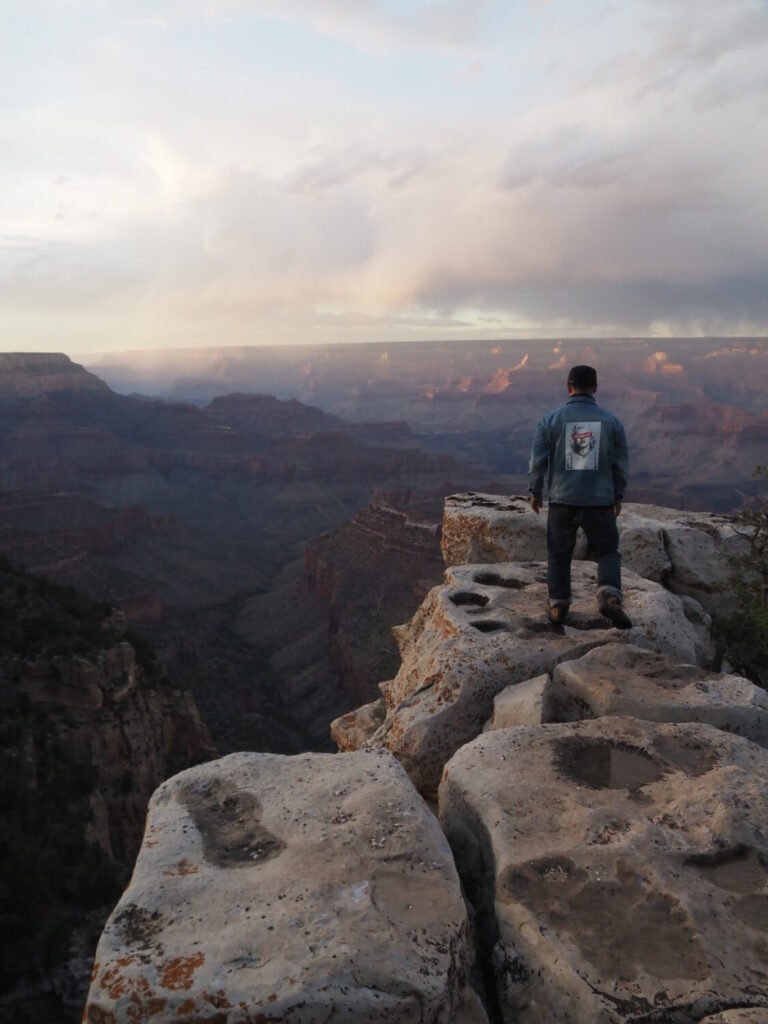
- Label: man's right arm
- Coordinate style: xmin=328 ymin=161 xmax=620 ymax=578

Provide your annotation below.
xmin=528 ymin=416 xmax=549 ymax=512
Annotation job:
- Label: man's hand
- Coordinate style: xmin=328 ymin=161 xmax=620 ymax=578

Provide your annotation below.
xmin=529 ymin=494 xmax=542 ymax=515
xmin=614 ymin=501 xmax=622 ymax=517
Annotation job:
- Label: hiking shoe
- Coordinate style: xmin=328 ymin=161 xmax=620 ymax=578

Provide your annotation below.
xmin=547 ymin=601 xmax=570 ymax=625
xmin=598 ymin=593 xmax=633 ymax=629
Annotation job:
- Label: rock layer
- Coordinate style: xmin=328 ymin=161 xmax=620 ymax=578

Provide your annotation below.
xmin=440 ymin=717 xmax=768 ymax=1024
xmin=332 ymin=561 xmax=711 ymax=796
xmin=85 ymin=749 xmax=487 ymax=1024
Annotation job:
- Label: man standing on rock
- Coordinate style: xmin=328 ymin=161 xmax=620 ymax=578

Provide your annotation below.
xmin=528 ymin=364 xmax=631 ymax=628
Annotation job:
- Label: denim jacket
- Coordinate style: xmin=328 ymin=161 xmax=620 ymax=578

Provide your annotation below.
xmin=528 ymin=394 xmax=629 ymax=506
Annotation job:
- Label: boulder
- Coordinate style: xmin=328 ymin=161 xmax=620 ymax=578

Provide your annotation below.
xmin=624 ymin=502 xmax=748 ymax=613
xmin=548 ymin=643 xmax=768 ymax=747
xmin=439 ymin=717 xmax=768 ymax=1024
xmin=84 ymin=749 xmax=487 ymax=1024
xmin=333 ymin=561 xmax=711 ymax=797
xmin=611 ymin=507 xmax=671 ymax=582
xmin=442 ymin=493 xmax=551 ymax=564
xmin=330 ymin=697 xmax=387 ymax=750
xmin=441 ymin=493 xmax=747 ymax=613
xmin=441 ymin=494 xmax=665 ymax=578
xmin=483 ymin=674 xmax=550 ymax=731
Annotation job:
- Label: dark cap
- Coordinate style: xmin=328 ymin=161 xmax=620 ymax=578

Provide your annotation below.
xmin=567 ymin=364 xmax=597 ymax=390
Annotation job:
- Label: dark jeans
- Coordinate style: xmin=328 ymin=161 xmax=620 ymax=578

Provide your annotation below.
xmin=547 ymin=504 xmax=621 ymax=603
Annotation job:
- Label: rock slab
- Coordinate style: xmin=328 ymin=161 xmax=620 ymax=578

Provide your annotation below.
xmin=549 ymin=642 xmax=768 ymax=747
xmin=440 ymin=717 xmax=768 ymax=1023
xmin=84 ymin=749 xmax=487 ymax=1024
xmin=441 ymin=492 xmax=747 ymax=613
xmin=483 ymin=674 xmax=550 ymax=731
xmin=333 ymin=561 xmax=711 ymax=796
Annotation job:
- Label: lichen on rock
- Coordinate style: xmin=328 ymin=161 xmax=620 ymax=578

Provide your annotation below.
xmin=84 ymin=749 xmax=488 ymax=1023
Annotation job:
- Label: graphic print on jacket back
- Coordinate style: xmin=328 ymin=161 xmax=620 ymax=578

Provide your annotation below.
xmin=565 ymin=421 xmax=601 ymax=470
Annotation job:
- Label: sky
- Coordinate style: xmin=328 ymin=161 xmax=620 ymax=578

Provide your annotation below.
xmin=1 ymin=0 xmax=767 ymax=355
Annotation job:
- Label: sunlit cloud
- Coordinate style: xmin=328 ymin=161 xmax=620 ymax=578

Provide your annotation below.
xmin=0 ymin=0 xmax=767 ymax=353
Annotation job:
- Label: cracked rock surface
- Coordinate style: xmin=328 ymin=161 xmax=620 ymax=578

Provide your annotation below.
xmin=84 ymin=749 xmax=487 ymax=1023
xmin=439 ymin=717 xmax=768 ymax=1024
xmin=333 ymin=561 xmax=711 ymax=796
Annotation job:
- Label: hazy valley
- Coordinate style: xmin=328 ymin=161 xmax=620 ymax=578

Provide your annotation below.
xmin=92 ymin=337 xmax=768 ymax=511
xmin=5 ymin=339 xmax=768 ymax=757
xmin=2 ymin=340 xmax=767 ymax=1021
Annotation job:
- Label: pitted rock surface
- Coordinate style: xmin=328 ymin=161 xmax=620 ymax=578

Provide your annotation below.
xmin=441 ymin=493 xmax=747 ymax=613
xmin=84 ymin=749 xmax=487 ymax=1024
xmin=548 ymin=643 xmax=768 ymax=746
xmin=439 ymin=717 xmax=768 ymax=1024
xmin=333 ymin=561 xmax=711 ymax=796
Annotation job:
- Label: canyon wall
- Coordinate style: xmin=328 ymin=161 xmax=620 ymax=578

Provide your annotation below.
xmin=0 ymin=355 xmax=483 ymax=755
xmin=0 ymin=560 xmax=214 ymax=1022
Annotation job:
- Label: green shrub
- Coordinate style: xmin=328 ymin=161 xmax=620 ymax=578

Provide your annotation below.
xmin=716 ymin=466 xmax=768 ymax=686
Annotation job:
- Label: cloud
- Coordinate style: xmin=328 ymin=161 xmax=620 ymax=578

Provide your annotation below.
xmin=2 ymin=0 xmax=768 ymax=353
xmin=287 ymin=146 xmax=431 ymax=196
xmin=499 ymin=125 xmax=639 ymax=192
xmin=254 ymin=0 xmax=491 ymax=53
xmin=581 ymin=0 xmax=768 ymax=105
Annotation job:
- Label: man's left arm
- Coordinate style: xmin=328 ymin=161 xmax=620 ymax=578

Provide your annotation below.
xmin=612 ymin=420 xmax=629 ymax=515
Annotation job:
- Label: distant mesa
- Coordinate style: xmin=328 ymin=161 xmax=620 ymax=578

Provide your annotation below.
xmin=204 ymin=391 xmax=343 ymax=435
xmin=0 ymin=352 xmax=109 ymax=397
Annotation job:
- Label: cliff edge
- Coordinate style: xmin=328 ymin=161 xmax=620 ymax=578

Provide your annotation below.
xmin=85 ymin=494 xmax=768 ymax=1023
xmin=0 ymin=559 xmax=214 ymax=1021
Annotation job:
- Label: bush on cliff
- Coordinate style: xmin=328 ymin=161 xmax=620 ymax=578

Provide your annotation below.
xmin=716 ymin=466 xmax=768 ymax=687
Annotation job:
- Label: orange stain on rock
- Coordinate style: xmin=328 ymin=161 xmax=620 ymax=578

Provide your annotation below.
xmin=177 ymin=997 xmax=197 ymax=1015
xmin=86 ymin=1007 xmax=118 ymax=1024
xmin=160 ymin=952 xmax=205 ymax=991
xmin=99 ymin=964 xmax=132 ymax=1000
xmin=162 ymin=858 xmax=199 ymax=877
xmin=126 ymin=991 xmax=168 ymax=1023
xmin=202 ymin=991 xmax=233 ymax=1009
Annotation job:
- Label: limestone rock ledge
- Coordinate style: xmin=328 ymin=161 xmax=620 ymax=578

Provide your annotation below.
xmin=332 ymin=561 xmax=711 ymax=797
xmin=84 ymin=749 xmax=488 ymax=1024
xmin=441 ymin=493 xmax=748 ymax=614
xmin=86 ymin=488 xmax=768 ymax=1024
xmin=546 ymin=642 xmax=768 ymax=748
xmin=440 ymin=717 xmax=768 ymax=1024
